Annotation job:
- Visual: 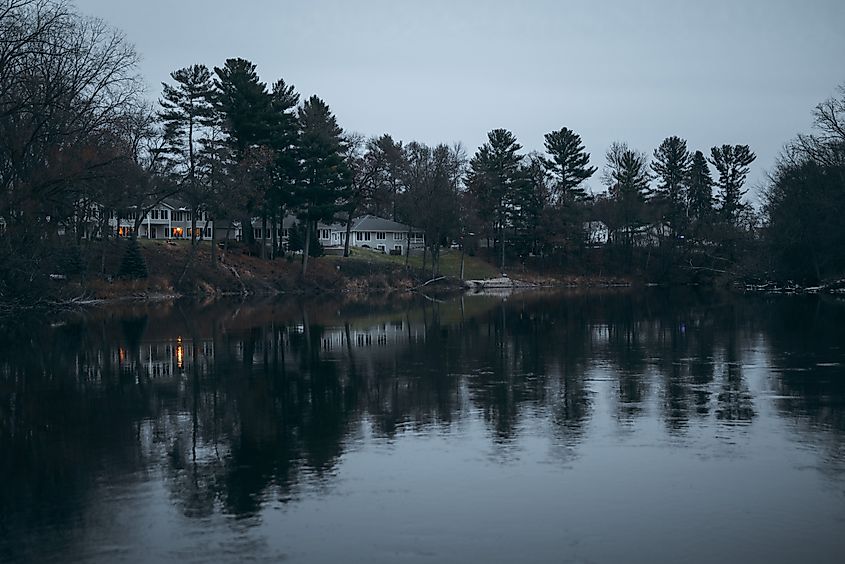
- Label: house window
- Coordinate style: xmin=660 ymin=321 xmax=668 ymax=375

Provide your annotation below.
xmin=205 ymin=228 xmax=211 ymax=238
xmin=355 ymin=232 xmax=363 ymax=241
xmin=376 ymin=232 xmax=385 ymax=240
xmin=394 ymin=233 xmax=403 ymax=240
xmin=171 ymin=227 xmax=183 ymax=238
xmin=151 ymin=209 xmax=159 ymax=220
xmin=162 ymin=210 xmax=168 ymax=220
xmin=364 ymin=232 xmax=371 ymax=241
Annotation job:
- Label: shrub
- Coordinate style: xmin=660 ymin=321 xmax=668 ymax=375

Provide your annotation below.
xmin=118 ymin=238 xmax=148 ymax=279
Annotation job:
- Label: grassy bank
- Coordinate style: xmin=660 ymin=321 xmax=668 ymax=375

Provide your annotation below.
xmin=2 ymin=238 xmax=637 ymax=309
xmin=39 ymin=239 xmax=509 ymax=302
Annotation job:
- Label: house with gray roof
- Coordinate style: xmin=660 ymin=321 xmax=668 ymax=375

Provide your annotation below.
xmin=230 ymin=213 xmax=423 ymax=256
xmin=328 ymin=214 xmax=425 ymax=255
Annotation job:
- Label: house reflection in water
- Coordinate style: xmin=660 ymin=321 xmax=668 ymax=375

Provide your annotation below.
xmin=111 ymin=336 xmax=215 ymax=379
xmin=104 ymin=317 xmax=423 ymax=382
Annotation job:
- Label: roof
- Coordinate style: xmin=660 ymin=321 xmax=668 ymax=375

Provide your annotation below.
xmin=351 ymin=214 xmax=419 ymax=233
xmin=161 ymin=197 xmax=188 ymax=210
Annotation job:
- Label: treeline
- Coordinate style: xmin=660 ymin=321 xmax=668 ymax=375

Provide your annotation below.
xmin=1 ymin=0 xmax=843 ymax=303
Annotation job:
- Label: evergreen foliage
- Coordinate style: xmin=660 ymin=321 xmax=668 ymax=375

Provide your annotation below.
xmin=159 ymin=64 xmax=216 ymax=244
xmin=542 ymin=127 xmax=596 ymax=204
xmin=652 ymin=136 xmax=692 ymax=235
xmin=467 ymin=129 xmax=527 ymax=269
xmin=296 ymin=96 xmax=350 ymax=273
xmin=710 ymin=144 xmax=756 ymax=225
xmin=119 ymin=238 xmax=148 ymax=279
xmin=686 ymin=150 xmax=714 ymax=227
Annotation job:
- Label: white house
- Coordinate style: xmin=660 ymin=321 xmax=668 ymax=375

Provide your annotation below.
xmin=236 ymin=214 xmax=424 ymax=256
xmin=75 ymin=199 xmax=216 ymax=241
xmin=326 ymin=215 xmax=424 ymax=255
xmin=584 ymin=221 xmax=610 ymax=247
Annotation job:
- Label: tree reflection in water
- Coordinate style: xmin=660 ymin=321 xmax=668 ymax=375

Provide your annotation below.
xmin=1 ymin=291 xmax=844 ymax=561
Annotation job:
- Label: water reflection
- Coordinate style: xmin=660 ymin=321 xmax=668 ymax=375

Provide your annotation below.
xmin=1 ymin=291 xmax=844 ymax=562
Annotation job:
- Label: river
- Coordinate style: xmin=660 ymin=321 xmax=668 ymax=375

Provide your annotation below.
xmin=1 ymin=290 xmax=844 ymax=563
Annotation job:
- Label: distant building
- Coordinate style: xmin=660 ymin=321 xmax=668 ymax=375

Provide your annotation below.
xmin=235 ymin=214 xmax=425 ymax=256
xmin=584 ymin=221 xmax=610 ymax=246
xmin=334 ymin=215 xmax=425 ymax=255
xmin=74 ymin=200 xmax=424 ymax=256
xmin=75 ymin=198 xmax=216 ymax=241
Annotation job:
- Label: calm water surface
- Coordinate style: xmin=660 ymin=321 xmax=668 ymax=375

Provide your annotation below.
xmin=1 ymin=290 xmax=844 ymax=563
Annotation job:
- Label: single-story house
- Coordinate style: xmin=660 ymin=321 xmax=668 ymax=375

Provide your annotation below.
xmin=237 ymin=214 xmax=424 ymax=256
xmin=325 ymin=215 xmax=425 ymax=256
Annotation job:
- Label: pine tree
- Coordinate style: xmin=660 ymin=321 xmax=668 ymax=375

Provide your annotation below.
xmin=371 ymin=134 xmax=405 ymax=220
xmin=213 ymin=59 xmax=274 ymax=154
xmin=119 ymin=237 xmax=148 ymax=279
xmin=709 ymin=144 xmax=756 ymax=226
xmin=159 ymin=64 xmax=216 ymax=246
xmin=686 ymin=150 xmax=714 ymax=235
xmin=267 ymin=78 xmax=301 ymax=258
xmin=213 ymin=59 xmax=275 ymax=249
xmin=467 ymin=129 xmax=526 ymax=270
xmin=514 ymin=154 xmax=550 ymax=257
xmin=296 ymin=95 xmax=350 ymax=275
xmin=652 ymin=136 xmax=692 ymax=236
xmin=542 ymin=127 xmax=596 ymax=204
xmin=603 ymin=142 xmax=651 ymax=249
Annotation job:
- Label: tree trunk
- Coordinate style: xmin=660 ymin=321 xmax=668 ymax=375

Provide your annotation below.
xmin=302 ymin=219 xmax=311 ymax=276
xmin=271 ymin=214 xmax=278 ymax=260
xmin=241 ymin=215 xmax=254 ymax=246
xmin=191 ymin=209 xmax=197 ymax=247
xmin=261 ymin=214 xmax=267 ymax=260
xmin=207 ymin=216 xmax=216 ymax=267
xmin=344 ymin=214 xmax=354 ymax=257
xmin=500 ymin=225 xmax=506 ymax=272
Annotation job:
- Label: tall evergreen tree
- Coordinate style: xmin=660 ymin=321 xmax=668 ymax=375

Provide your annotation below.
xmin=709 ymin=144 xmax=756 ymax=226
xmin=213 ymin=58 xmax=275 ymax=248
xmin=603 ymin=142 xmax=651 ymax=249
xmin=297 ymin=95 xmax=350 ymax=275
xmin=651 ymin=135 xmax=692 ymax=237
xmin=342 ymin=133 xmax=386 ymax=257
xmin=542 ymin=127 xmax=596 ymax=204
xmin=686 ymin=150 xmax=714 ymax=233
xmin=371 ymin=134 xmax=405 ymax=219
xmin=159 ymin=64 xmax=216 ymax=246
xmin=267 ymin=78 xmax=301 ymax=257
xmin=467 ymin=128 xmax=526 ymax=270
xmin=515 ymin=154 xmax=551 ymax=257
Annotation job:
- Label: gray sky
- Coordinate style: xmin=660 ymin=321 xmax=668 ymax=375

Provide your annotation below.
xmin=75 ymin=0 xmax=845 ymax=201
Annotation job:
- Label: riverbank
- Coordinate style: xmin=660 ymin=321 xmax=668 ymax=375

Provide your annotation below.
xmin=3 ymin=239 xmax=636 ymax=310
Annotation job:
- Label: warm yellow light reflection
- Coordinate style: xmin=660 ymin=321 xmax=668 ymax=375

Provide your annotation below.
xmin=176 ymin=336 xmax=184 ymax=369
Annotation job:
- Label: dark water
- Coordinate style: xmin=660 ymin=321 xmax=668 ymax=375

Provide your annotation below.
xmin=1 ymin=290 xmax=844 ymax=563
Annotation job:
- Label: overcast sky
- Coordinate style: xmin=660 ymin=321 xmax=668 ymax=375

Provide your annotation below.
xmin=75 ymin=0 xmax=845 ymax=202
